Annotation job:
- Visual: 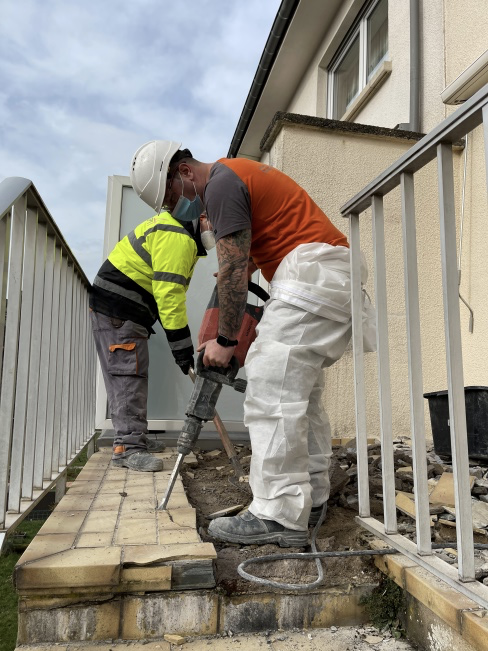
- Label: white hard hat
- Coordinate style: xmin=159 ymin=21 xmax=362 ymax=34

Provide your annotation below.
xmin=130 ymin=139 xmax=181 ymax=213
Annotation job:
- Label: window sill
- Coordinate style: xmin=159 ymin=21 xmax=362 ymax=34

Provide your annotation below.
xmin=339 ymin=59 xmax=392 ymax=122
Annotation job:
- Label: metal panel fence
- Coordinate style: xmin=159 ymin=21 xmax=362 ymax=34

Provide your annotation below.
xmin=341 ymin=84 xmax=488 ymax=607
xmin=0 ymin=177 xmax=96 ymax=551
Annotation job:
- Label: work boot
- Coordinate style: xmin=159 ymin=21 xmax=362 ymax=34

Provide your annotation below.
xmin=145 ymin=438 xmax=165 ymax=453
xmin=308 ymin=503 xmax=328 ymax=527
xmin=111 ymin=451 xmax=164 ymax=472
xmin=208 ymin=510 xmax=308 ymax=548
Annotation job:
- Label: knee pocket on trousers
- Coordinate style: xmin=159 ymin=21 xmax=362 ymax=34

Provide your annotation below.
xmin=108 ymin=342 xmax=148 ymax=377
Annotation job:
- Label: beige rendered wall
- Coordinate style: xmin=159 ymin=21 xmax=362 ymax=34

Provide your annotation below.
xmin=266 ymin=123 xmax=476 ymax=440
xmin=286 ymin=0 xmax=362 ymax=118
xmin=287 ymin=0 xmax=411 ymax=129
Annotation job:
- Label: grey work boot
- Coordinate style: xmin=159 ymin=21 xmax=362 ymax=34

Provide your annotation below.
xmin=208 ymin=510 xmax=309 ymax=548
xmin=308 ymin=503 xmax=327 ymax=527
xmin=111 ymin=451 xmax=164 ymax=472
xmin=146 ymin=438 xmax=165 ymax=453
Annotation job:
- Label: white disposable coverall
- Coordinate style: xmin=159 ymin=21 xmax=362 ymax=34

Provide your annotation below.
xmin=244 ymin=243 xmax=375 ymax=531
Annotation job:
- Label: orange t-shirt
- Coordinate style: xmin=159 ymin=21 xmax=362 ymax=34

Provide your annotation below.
xmin=204 ymin=158 xmax=349 ymax=282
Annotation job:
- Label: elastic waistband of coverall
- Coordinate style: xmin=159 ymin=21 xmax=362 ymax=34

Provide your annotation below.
xmin=269 ymin=243 xmax=368 ymax=322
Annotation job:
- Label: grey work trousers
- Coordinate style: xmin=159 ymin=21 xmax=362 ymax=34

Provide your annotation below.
xmin=90 ymin=310 xmax=150 ymax=458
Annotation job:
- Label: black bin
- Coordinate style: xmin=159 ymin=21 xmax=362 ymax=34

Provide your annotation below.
xmin=423 ymin=386 xmax=488 ymax=461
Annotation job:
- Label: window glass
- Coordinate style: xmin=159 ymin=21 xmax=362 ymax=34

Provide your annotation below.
xmin=334 ymin=35 xmax=360 ymax=119
xmin=367 ymin=0 xmax=388 ymax=77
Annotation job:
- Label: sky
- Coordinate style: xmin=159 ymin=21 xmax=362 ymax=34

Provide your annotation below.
xmin=0 ymin=0 xmax=281 ymax=281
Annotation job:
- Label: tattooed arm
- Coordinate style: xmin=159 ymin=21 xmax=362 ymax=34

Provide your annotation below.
xmin=198 ymin=229 xmax=251 ymax=367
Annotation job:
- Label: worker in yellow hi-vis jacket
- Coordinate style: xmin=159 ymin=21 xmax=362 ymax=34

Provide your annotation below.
xmin=90 ymin=142 xmax=214 ymax=472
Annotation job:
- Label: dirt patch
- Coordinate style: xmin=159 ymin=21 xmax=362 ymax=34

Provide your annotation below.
xmin=181 ymin=445 xmax=381 ymax=595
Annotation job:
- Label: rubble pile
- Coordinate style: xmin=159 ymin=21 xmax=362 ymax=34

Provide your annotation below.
xmin=328 ymin=436 xmax=488 ymax=585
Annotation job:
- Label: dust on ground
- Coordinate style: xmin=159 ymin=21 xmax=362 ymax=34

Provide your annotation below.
xmin=181 ymin=445 xmax=381 ymax=595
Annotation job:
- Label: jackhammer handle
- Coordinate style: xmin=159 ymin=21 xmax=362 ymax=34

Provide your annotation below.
xmin=188 ymin=367 xmax=246 ymax=479
xmin=195 ymin=349 xmax=239 ymax=380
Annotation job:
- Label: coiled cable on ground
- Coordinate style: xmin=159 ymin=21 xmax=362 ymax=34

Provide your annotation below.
xmin=237 ymin=504 xmax=488 ymax=591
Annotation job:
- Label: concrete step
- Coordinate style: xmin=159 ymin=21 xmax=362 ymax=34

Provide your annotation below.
xmin=14 ymin=448 xmax=376 ymax=645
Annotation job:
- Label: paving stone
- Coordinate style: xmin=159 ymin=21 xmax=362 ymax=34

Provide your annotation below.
xmin=15 ymin=547 xmax=121 ymax=591
xmin=16 ymin=533 xmax=77 ymax=563
xmin=66 ymin=480 xmax=101 ymax=495
xmin=115 ymin=518 xmax=158 ymax=545
xmin=90 ymin=492 xmax=123 ymax=510
xmin=37 ymin=511 xmax=87 ymax=535
xmin=122 ymin=542 xmax=217 ymax=564
xmin=119 ymin=504 xmax=158 ymax=519
xmin=158 ymin=507 xmax=197 ymax=529
xmin=82 ymin=511 xmax=118 ymax=533
xmin=76 ymin=532 xmax=114 ymax=547
xmin=55 ymin=494 xmax=94 ymax=511
xmin=158 ymin=492 xmax=191 ymax=509
xmin=159 ymin=529 xmax=201 ymax=544
xmin=98 ymin=479 xmax=126 ymax=493
xmin=120 ymin=565 xmax=172 ymax=590
xmin=443 ymin=498 xmax=488 ymax=529
xmin=429 ymin=472 xmax=476 ymax=506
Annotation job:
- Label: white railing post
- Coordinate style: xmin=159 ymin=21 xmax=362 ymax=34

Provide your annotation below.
xmin=0 ymin=215 xmax=8 ymax=364
xmin=8 ymin=207 xmax=38 ymax=513
xmin=349 ymin=212 xmax=370 ymax=518
xmin=43 ymin=245 xmax=62 ymax=481
xmin=0 ymin=197 xmax=26 ymax=526
xmin=400 ymin=172 xmax=431 ymax=556
xmin=21 ymin=221 xmax=47 ymax=500
xmin=54 ymin=470 xmax=67 ymax=504
xmin=52 ymin=255 xmax=68 ymax=473
xmin=59 ymin=262 xmax=73 ymax=468
xmin=33 ymin=235 xmax=55 ymax=489
xmin=371 ymin=195 xmax=397 ymax=534
xmin=437 ymin=142 xmax=475 ymax=581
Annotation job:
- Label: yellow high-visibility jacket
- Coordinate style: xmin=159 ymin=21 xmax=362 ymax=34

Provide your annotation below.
xmin=90 ymin=211 xmax=205 ymax=355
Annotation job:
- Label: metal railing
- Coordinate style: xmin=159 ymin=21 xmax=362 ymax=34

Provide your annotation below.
xmin=341 ymin=84 xmax=488 ymax=607
xmin=0 ymin=177 xmax=96 ymax=550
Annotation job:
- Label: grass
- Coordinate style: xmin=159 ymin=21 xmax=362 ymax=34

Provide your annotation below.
xmin=360 ymin=576 xmax=406 ymax=637
xmin=0 ymin=551 xmax=21 ymax=651
xmin=0 ymin=520 xmax=45 ymax=651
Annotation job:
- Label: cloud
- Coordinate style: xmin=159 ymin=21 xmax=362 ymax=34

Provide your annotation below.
xmin=0 ymin=0 xmax=280 ymax=280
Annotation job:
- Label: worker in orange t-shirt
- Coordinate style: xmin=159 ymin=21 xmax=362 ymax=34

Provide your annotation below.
xmin=130 ymin=140 xmax=375 ymax=548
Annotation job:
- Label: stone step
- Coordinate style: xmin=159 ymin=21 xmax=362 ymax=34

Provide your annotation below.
xmin=14 ymin=448 xmax=376 ymax=645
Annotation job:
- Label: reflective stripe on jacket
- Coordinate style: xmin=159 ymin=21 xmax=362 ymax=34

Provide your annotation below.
xmin=108 ymin=212 xmax=198 ymax=332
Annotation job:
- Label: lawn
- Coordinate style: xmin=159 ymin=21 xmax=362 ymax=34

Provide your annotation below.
xmin=0 ymin=520 xmax=45 ymax=651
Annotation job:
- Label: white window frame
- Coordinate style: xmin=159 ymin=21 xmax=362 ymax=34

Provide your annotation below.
xmin=327 ymin=0 xmax=388 ymax=120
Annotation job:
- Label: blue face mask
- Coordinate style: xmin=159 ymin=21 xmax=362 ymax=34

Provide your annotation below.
xmin=172 ymin=176 xmax=204 ymax=222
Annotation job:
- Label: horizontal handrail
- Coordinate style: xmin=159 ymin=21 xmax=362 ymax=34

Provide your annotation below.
xmin=0 ymin=177 xmax=90 ymax=286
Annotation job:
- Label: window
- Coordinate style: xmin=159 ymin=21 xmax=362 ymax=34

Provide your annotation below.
xmin=328 ymin=0 xmax=388 ymax=119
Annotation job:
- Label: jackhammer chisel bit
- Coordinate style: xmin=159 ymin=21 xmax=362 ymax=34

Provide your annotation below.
xmin=158 ymin=352 xmax=246 ymax=510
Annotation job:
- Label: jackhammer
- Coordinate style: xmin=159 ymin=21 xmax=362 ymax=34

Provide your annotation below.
xmin=158 ymin=351 xmax=247 ymax=510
